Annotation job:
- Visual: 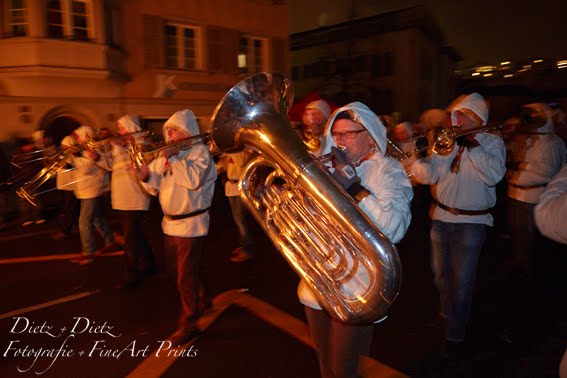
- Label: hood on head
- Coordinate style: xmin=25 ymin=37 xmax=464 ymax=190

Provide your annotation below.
xmin=522 ymin=103 xmax=554 ymax=133
xmin=394 ymin=122 xmax=414 ymax=138
xmin=322 ymin=101 xmax=387 ymax=156
xmin=304 ymin=100 xmax=331 ymax=120
xmin=118 ymin=114 xmax=141 ymax=133
xmin=163 ymin=109 xmax=199 ymax=142
xmin=448 ymin=92 xmax=489 ymax=125
xmin=60 ymin=135 xmax=75 ymax=148
xmin=73 ymin=125 xmax=94 ymax=142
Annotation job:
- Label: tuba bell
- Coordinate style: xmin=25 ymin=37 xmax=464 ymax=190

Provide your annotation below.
xmin=209 ymin=72 xmax=401 ymax=323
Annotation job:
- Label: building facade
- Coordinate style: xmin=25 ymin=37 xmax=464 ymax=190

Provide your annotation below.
xmin=0 ymin=0 xmax=289 ymax=144
xmin=290 ymin=6 xmax=459 ymax=123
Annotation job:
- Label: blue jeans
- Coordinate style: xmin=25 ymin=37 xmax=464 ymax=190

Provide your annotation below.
xmin=79 ymin=196 xmax=115 ymax=255
xmin=228 ymin=196 xmax=254 ymax=251
xmin=430 ymin=220 xmax=486 ymax=342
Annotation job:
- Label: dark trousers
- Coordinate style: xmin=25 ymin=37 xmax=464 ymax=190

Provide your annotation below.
xmin=118 ymin=210 xmax=154 ymax=280
xmin=507 ymin=198 xmax=538 ymax=275
xmin=305 ymin=307 xmax=373 ymax=378
xmin=59 ymin=190 xmax=79 ymax=235
xmin=165 ymin=235 xmax=209 ymax=329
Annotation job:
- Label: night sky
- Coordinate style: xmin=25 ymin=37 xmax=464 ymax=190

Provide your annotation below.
xmin=289 ymin=0 xmax=567 ymax=68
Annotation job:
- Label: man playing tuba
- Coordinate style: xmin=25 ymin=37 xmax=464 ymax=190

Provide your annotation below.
xmin=299 ymin=102 xmax=413 ymax=378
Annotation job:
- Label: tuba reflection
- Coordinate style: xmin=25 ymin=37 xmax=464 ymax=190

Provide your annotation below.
xmin=209 ymin=72 xmax=401 ymax=323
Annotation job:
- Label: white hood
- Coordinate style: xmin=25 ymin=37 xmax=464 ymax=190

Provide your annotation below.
xmin=522 ymin=103 xmax=554 ymax=133
xmin=322 ymin=102 xmax=387 ymax=156
xmin=73 ymin=125 xmax=94 ymax=142
xmin=163 ymin=109 xmax=199 ymax=142
xmin=448 ymin=92 xmax=489 ymax=126
xmin=118 ymin=114 xmax=141 ymax=133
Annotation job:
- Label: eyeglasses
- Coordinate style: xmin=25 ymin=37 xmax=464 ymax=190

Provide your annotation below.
xmin=331 ymin=129 xmax=367 ymax=140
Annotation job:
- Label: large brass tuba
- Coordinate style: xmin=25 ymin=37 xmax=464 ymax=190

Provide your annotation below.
xmin=209 ymin=72 xmax=401 ymax=323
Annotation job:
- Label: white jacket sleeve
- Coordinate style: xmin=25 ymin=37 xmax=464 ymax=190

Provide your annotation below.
xmin=168 ymin=145 xmax=214 ymax=190
xmin=509 ymin=136 xmax=567 ymax=186
xmin=534 ymin=164 xmax=567 ymax=244
xmin=467 ymin=133 xmax=506 ymax=187
xmin=359 ymin=158 xmax=413 ymax=244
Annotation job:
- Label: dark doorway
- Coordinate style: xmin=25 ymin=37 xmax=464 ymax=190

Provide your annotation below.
xmin=45 ymin=116 xmax=81 ymax=146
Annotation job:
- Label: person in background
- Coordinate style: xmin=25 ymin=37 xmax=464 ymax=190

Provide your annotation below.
xmin=132 ymin=109 xmax=217 ymax=346
xmin=51 ymin=135 xmax=80 ymax=240
xmin=419 ymin=108 xmax=450 ymax=135
xmin=107 ymin=115 xmax=155 ymax=288
xmin=216 ymin=150 xmax=256 ymax=263
xmin=299 ymin=102 xmax=412 ymax=378
xmin=505 ymin=103 xmax=566 ymax=278
xmin=301 ymin=100 xmax=332 ymax=157
xmin=533 ymin=163 xmax=567 ymax=378
xmin=411 ymin=93 xmax=506 ymax=357
xmin=69 ymin=126 xmax=120 ymax=265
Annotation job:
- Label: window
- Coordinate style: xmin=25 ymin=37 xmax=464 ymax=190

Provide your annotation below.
xmin=5 ymin=0 xmax=28 ymax=36
xmin=46 ymin=0 xmax=93 ymax=41
xmin=165 ymin=23 xmax=202 ymax=70
xmin=238 ymin=36 xmax=265 ymax=74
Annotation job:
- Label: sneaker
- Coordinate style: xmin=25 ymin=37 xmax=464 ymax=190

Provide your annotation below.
xmin=71 ymin=255 xmax=94 ymax=265
xmin=229 ymin=247 xmax=252 ymax=263
xmin=168 ymin=327 xmax=201 ymax=346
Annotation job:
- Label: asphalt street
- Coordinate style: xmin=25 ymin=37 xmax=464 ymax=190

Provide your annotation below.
xmin=0 ymin=181 xmax=565 ymax=377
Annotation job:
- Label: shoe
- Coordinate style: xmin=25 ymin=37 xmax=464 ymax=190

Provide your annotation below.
xmin=168 ymin=327 xmax=201 ymax=346
xmin=51 ymin=231 xmax=71 ymax=240
xmin=71 ymin=255 xmax=94 ymax=265
xmin=229 ymin=247 xmax=252 ymax=263
xmin=96 ymin=243 xmax=122 ymax=255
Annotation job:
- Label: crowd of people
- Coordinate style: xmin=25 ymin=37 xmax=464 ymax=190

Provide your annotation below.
xmin=1 ymin=90 xmax=566 ymax=377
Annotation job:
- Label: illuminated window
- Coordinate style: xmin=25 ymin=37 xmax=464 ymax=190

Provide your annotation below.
xmin=46 ymin=0 xmax=93 ymax=41
xmin=165 ymin=23 xmax=202 ymax=70
xmin=5 ymin=0 xmax=28 ymax=36
xmin=238 ymin=36 xmax=266 ymax=74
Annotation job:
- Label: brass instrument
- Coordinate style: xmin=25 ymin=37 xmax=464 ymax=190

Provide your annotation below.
xmin=129 ymin=132 xmax=217 ymax=169
xmin=209 ymin=72 xmax=401 ymax=324
xmin=16 ymin=144 xmax=82 ymax=207
xmin=300 ymin=130 xmax=322 ymax=152
xmin=405 ymin=123 xmax=503 ymax=156
xmin=86 ymin=130 xmax=151 ymax=153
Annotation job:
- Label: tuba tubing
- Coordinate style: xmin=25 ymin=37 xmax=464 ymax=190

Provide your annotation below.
xmin=210 ymin=72 xmax=401 ymax=323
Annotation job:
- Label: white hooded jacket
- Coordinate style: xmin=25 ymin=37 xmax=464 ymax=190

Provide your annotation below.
xmin=534 ymin=164 xmax=567 ymax=244
xmin=298 ymin=102 xmax=413 ymax=314
xmin=507 ymin=103 xmax=567 ymax=203
xmin=71 ymin=126 xmax=110 ymax=199
xmin=141 ymin=110 xmax=217 ymax=237
xmin=108 ymin=114 xmax=151 ymax=211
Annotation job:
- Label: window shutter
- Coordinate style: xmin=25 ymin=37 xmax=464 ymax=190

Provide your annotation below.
xmin=271 ymin=37 xmax=288 ymax=74
xmin=207 ymin=26 xmax=238 ymax=74
xmin=142 ymin=15 xmax=161 ymax=68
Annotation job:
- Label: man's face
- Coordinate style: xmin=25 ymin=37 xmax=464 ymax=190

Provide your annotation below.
xmin=453 ymin=109 xmax=482 ymax=131
xmin=302 ymin=109 xmax=327 ymax=135
xmin=165 ymin=126 xmax=190 ymax=142
xmin=331 ymin=119 xmax=374 ymax=163
xmin=393 ymin=126 xmax=411 ymax=142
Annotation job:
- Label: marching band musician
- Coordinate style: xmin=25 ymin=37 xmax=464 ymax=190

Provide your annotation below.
xmin=106 ymin=115 xmax=155 ymax=288
xmin=299 ymin=102 xmax=413 ymax=378
xmin=132 ymin=109 xmax=217 ymax=346
xmin=505 ymin=103 xmax=566 ymax=278
xmin=69 ymin=125 xmax=121 ymax=265
xmin=301 ymin=100 xmax=331 ymax=157
xmin=411 ymin=93 xmax=506 ymax=357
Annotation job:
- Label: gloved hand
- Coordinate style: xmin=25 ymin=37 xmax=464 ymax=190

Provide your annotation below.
xmin=331 ymin=146 xmax=360 ymax=190
xmin=456 ymin=134 xmax=480 ymax=148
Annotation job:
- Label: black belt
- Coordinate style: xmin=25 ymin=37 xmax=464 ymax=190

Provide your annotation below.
xmin=509 ymin=183 xmax=547 ymax=190
xmin=165 ymin=207 xmax=209 ymax=221
xmin=432 ymin=199 xmax=491 ymax=216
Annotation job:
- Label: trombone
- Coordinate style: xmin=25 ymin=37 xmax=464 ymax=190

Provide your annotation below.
xmin=398 ymin=123 xmax=503 ymax=157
